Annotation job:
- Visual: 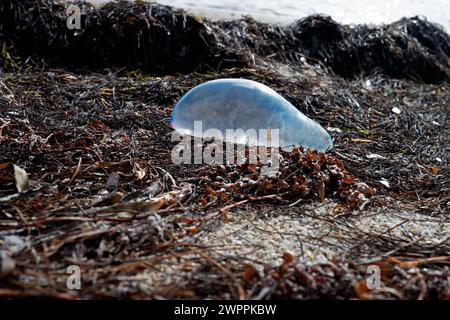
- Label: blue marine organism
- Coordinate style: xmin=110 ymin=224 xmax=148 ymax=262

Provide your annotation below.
xmin=170 ymin=78 xmax=333 ymax=152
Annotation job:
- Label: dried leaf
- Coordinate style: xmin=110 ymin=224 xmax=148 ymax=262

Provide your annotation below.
xmin=354 ymin=280 xmax=370 ymax=299
xmin=0 ymin=163 xmax=30 ymax=193
xmin=93 ymin=191 xmax=124 ymax=207
xmin=13 ymin=164 xmax=30 ymax=193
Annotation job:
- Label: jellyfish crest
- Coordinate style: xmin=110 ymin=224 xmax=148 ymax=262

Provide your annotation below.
xmin=170 ymin=78 xmax=333 ymax=152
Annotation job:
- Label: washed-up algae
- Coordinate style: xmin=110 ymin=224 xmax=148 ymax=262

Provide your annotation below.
xmin=1 ymin=0 xmax=449 ymax=82
xmin=0 ymin=1 xmax=449 ymax=299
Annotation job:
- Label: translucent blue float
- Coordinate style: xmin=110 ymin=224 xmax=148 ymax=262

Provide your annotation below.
xmin=170 ymin=78 xmax=333 ymax=152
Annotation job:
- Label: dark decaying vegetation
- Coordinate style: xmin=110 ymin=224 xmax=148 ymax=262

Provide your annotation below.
xmin=0 ymin=0 xmax=449 ymax=299
xmin=1 ymin=0 xmax=449 ymax=82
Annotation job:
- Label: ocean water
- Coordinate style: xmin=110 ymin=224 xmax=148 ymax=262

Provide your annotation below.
xmin=89 ymin=0 xmax=449 ymax=31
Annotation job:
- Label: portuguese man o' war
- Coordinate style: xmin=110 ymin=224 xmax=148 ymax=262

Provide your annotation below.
xmin=170 ymin=78 xmax=333 ymax=152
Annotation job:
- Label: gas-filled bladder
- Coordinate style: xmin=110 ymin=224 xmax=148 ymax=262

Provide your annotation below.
xmin=170 ymin=78 xmax=333 ymax=152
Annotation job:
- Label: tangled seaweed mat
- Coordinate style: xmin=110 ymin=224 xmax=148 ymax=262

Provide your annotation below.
xmin=0 ymin=65 xmax=448 ymax=299
xmin=0 ymin=1 xmax=449 ymax=300
xmin=0 ymin=0 xmax=449 ymax=82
